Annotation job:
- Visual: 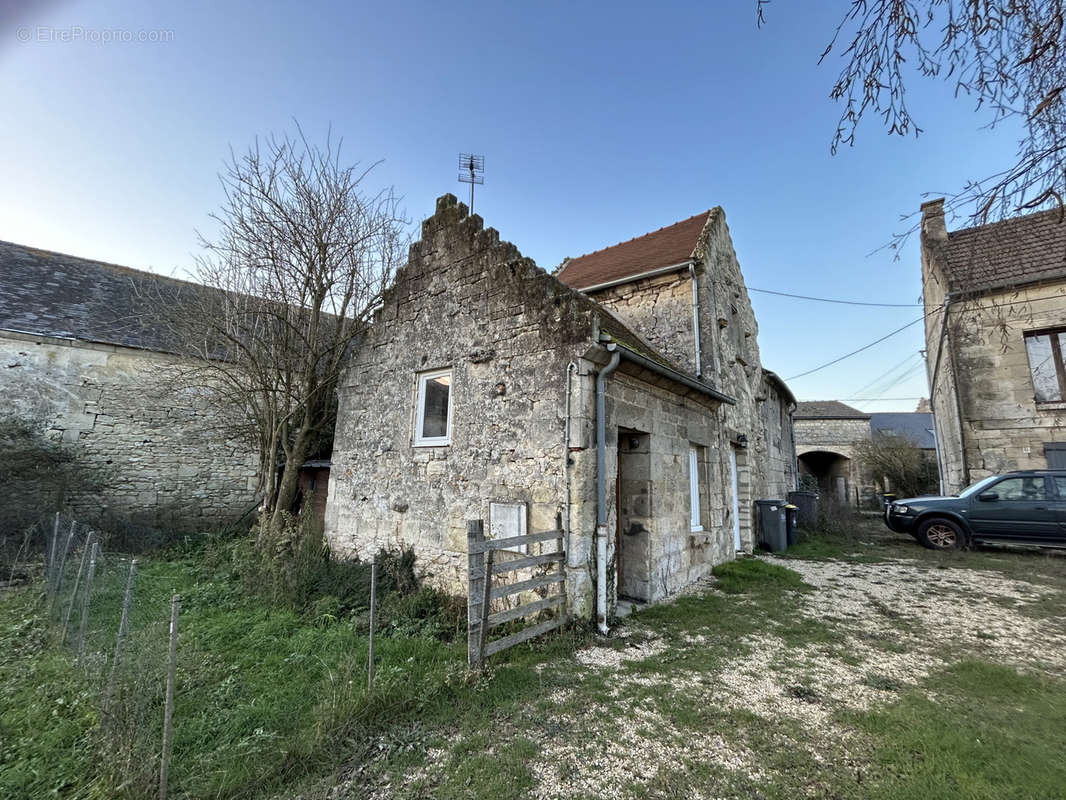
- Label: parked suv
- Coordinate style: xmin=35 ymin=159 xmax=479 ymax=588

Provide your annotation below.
xmin=884 ymin=470 xmax=1066 ymax=550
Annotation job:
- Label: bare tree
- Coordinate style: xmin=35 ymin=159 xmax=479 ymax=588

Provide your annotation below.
xmin=760 ymin=0 xmax=1066 ymax=230
xmin=853 ymin=434 xmax=940 ymax=497
xmin=158 ymin=128 xmax=408 ymax=535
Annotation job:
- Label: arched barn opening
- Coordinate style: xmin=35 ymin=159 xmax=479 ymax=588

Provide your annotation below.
xmin=797 ymin=450 xmax=852 ymax=504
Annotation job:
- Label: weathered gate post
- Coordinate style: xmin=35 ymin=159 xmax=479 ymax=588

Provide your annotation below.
xmin=466 ymin=519 xmax=485 ymax=666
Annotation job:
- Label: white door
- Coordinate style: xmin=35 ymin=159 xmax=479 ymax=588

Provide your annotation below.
xmin=729 ymin=448 xmax=742 ymax=551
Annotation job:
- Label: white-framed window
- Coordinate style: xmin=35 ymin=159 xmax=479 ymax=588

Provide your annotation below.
xmin=688 ymin=445 xmax=703 ymax=531
xmin=414 ymin=368 xmax=452 ymax=446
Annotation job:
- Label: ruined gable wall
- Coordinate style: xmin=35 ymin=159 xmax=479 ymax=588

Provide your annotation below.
xmin=0 ymin=330 xmax=259 ymax=528
xmin=948 ymin=282 xmax=1066 ymax=482
xmin=325 ymin=195 xmax=598 ymax=593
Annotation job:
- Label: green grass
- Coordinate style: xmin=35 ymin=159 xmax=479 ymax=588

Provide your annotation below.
xmin=0 ymin=548 xmax=587 ymax=800
xmin=855 ymin=661 xmax=1066 ymax=799
xmin=711 ymin=557 xmax=813 ymax=594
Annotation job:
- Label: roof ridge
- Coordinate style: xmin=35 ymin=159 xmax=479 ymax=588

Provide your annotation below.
xmin=947 ymin=207 xmax=1063 ymax=239
xmin=0 ymin=239 xmax=200 ymax=291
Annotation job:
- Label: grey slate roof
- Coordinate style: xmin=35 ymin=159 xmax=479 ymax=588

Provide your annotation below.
xmin=0 ymin=240 xmax=195 ymax=352
xmin=943 ymin=209 xmax=1066 ymax=295
xmin=794 ymin=400 xmax=870 ymax=420
xmin=870 ymin=412 xmax=936 ymax=449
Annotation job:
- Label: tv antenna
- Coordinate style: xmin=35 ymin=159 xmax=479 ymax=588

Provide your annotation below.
xmin=458 ymin=153 xmax=484 ymax=214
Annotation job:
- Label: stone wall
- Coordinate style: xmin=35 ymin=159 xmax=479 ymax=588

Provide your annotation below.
xmin=590 ymin=272 xmax=698 ymax=375
xmin=944 ymin=285 xmax=1066 ymax=485
xmin=0 ymin=330 xmax=259 ymax=529
xmin=758 ymin=376 xmax=797 ymax=500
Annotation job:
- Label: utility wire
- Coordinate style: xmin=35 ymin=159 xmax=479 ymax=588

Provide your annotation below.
xmin=849 ymin=351 xmax=922 ymax=398
xmin=786 ymin=310 xmax=939 ymax=381
xmin=747 ymin=286 xmax=923 ymax=308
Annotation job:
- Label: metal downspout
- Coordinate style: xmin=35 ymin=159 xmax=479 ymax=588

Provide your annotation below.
xmin=943 ymin=296 xmax=970 ymax=487
xmin=689 ymin=263 xmax=703 ymax=377
xmin=564 ymin=361 xmax=577 ymax=568
xmin=595 ymin=344 xmax=620 ymax=635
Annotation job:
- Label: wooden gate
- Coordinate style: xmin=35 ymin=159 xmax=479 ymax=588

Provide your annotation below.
xmin=466 ymin=517 xmax=567 ymax=665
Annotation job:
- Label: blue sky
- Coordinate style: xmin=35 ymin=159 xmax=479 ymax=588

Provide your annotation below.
xmin=0 ymin=1 xmax=1022 ymax=409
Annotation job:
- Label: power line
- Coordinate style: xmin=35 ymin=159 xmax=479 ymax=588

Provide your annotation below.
xmin=839 ymin=396 xmax=925 ymax=401
xmin=786 ymin=310 xmax=939 ymax=381
xmin=747 ymin=286 xmax=923 ymax=308
xmin=849 ymin=351 xmax=922 ymax=397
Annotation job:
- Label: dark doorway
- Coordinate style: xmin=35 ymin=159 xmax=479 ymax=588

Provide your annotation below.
xmin=616 ymin=430 xmax=651 ymax=602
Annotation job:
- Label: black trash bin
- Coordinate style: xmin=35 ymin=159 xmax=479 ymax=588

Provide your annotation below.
xmin=755 ymin=499 xmax=787 ymax=552
xmin=785 ymin=504 xmax=799 ymax=547
xmin=787 ymin=490 xmax=819 ymax=529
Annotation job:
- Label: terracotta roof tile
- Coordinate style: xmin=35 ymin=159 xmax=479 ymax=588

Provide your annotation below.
xmin=556 ymin=210 xmax=711 ymax=290
xmin=943 ymin=209 xmax=1066 ymax=294
xmin=794 ymin=401 xmax=870 ymax=420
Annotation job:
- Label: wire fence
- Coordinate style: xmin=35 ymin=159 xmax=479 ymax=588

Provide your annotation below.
xmin=5 ymin=511 xmax=384 ymax=800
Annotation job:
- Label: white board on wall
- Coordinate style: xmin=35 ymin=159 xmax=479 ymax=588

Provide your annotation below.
xmin=489 ymin=502 xmax=527 ymax=554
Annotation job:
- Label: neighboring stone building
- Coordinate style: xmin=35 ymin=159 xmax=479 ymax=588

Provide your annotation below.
xmin=326 ymin=195 xmax=795 ymax=622
xmin=0 ymin=241 xmax=259 ymax=530
xmin=794 ymin=401 xmax=871 ymax=503
xmin=794 ymin=402 xmax=939 ymax=502
xmin=920 ymin=200 xmax=1066 ymax=493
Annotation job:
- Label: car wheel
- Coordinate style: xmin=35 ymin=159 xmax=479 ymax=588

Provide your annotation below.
xmin=917 ymin=517 xmax=966 ymax=550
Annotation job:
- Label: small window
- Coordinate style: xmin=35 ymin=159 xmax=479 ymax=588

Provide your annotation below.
xmin=1024 ymin=329 xmax=1066 ymax=403
xmin=414 ymin=368 xmax=452 ymax=446
xmin=688 ymin=446 xmax=703 ymax=531
xmin=991 ymin=476 xmax=1046 ymax=501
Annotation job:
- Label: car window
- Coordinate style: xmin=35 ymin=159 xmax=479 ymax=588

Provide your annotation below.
xmin=991 ymin=477 xmax=1046 ymax=501
xmin=1055 ymin=477 xmax=1066 ymax=499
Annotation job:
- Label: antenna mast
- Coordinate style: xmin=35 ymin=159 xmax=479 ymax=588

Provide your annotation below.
xmin=458 ymin=153 xmax=484 ymax=214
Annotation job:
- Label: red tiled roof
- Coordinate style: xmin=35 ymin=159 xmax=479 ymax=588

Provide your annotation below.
xmin=943 ymin=209 xmax=1066 ymax=294
xmin=556 ymin=210 xmax=712 ymax=290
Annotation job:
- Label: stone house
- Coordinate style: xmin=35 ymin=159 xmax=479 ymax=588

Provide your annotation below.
xmin=0 ymin=241 xmax=259 ymax=530
xmin=795 ymin=403 xmax=938 ymax=502
xmin=325 ymin=195 xmax=795 ymax=623
xmin=920 ymin=200 xmax=1066 ymax=493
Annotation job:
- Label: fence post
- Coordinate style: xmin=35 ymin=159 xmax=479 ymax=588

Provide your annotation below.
xmin=76 ymin=542 xmax=99 ymax=666
xmin=62 ymin=533 xmax=92 ymax=644
xmin=479 ymin=550 xmax=494 ymax=662
xmin=51 ymin=521 xmax=77 ymax=615
xmin=9 ymin=523 xmax=35 ymax=584
xmin=159 ymin=595 xmax=181 ymax=800
xmin=47 ymin=512 xmax=60 ymax=595
xmin=367 ymin=557 xmax=376 ymax=691
xmin=466 ymin=519 xmax=485 ymax=666
xmin=108 ymin=559 xmax=138 ymax=694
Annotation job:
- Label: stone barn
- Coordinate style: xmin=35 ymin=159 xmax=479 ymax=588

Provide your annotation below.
xmin=794 ymin=401 xmax=870 ymax=504
xmin=326 ymin=195 xmax=795 ymax=622
xmin=0 ymin=241 xmax=260 ymax=531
